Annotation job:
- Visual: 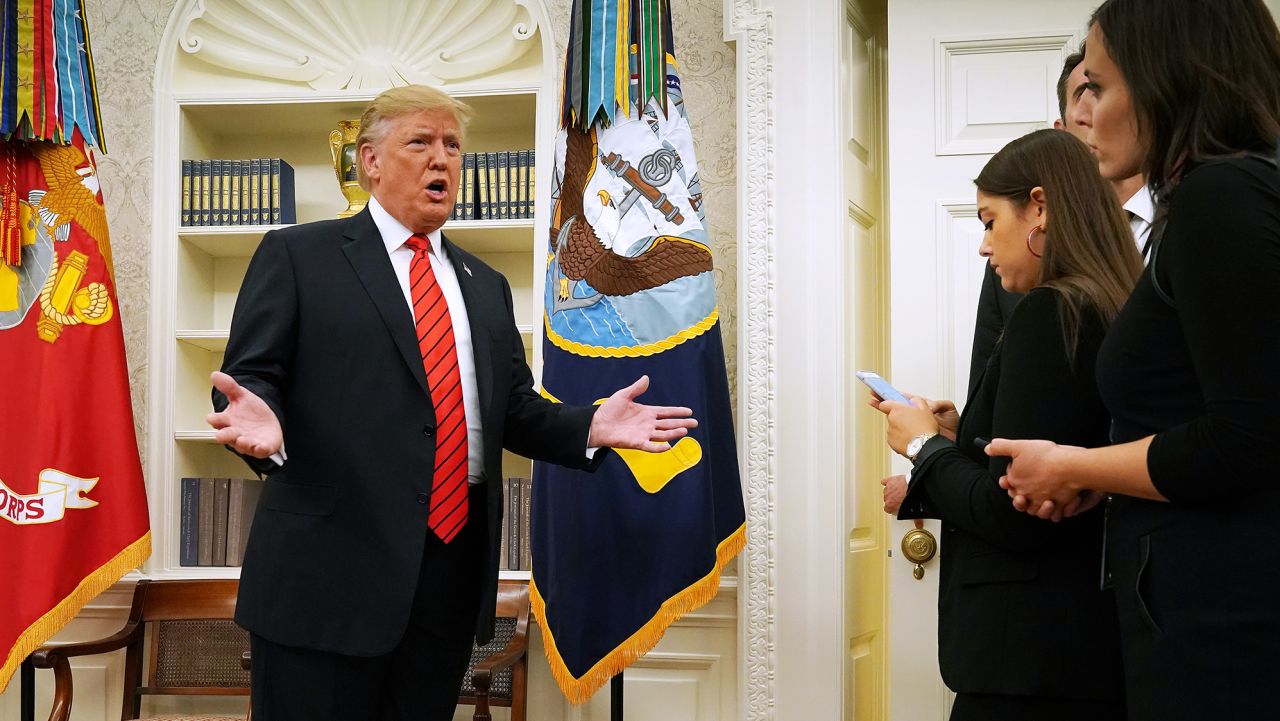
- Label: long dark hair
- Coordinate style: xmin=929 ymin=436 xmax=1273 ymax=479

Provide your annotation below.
xmin=1091 ymin=0 xmax=1280 ymax=194
xmin=975 ymin=129 xmax=1142 ymax=356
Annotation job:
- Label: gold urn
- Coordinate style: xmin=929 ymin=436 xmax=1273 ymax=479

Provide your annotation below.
xmin=328 ymin=119 xmax=369 ymax=218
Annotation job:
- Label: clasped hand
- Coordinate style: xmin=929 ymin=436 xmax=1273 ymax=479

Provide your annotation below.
xmin=986 ymin=438 xmax=1104 ymax=522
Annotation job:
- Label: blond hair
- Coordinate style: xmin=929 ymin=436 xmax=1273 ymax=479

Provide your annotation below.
xmin=355 ymin=85 xmax=473 ymax=190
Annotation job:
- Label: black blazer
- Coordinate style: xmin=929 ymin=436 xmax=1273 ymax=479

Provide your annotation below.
xmin=968 ymin=263 xmax=1023 ymax=398
xmin=900 ymin=288 xmax=1124 ymax=702
xmin=215 ymin=209 xmax=602 ymax=655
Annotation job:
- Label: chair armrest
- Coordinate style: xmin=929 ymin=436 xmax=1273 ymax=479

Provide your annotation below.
xmin=241 ymin=650 xmax=252 ymax=671
xmin=30 ymin=622 xmax=142 ymax=667
xmin=470 ymin=635 xmax=528 ymax=689
xmin=26 ymin=624 xmax=139 ymax=721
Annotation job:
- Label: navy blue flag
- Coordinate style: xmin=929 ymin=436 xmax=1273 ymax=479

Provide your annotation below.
xmin=531 ymin=0 xmax=745 ymax=703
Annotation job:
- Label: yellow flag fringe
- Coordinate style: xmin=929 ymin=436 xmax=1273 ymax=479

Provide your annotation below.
xmin=0 ymin=531 xmax=150 ymax=692
xmin=530 ymin=522 xmax=746 ymax=704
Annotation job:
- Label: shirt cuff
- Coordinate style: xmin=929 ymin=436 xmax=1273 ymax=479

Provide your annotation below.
xmin=270 ymin=443 xmax=287 ymax=467
xmin=911 ymin=434 xmax=955 ymax=470
xmin=585 ymin=446 xmax=600 ymax=460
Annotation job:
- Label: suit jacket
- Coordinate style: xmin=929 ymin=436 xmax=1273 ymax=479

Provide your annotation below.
xmin=215 ymin=208 xmax=602 ymax=655
xmin=900 ymin=288 xmax=1124 ymax=702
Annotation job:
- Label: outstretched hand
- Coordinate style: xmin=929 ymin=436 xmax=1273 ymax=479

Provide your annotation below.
xmin=588 ymin=375 xmax=698 ymax=453
xmin=207 ymin=371 xmax=283 ymax=459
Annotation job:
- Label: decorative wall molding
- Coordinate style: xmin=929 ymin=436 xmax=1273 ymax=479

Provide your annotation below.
xmin=726 ymin=1 xmax=776 ymax=720
xmin=176 ymin=0 xmax=540 ymax=90
xmin=934 ymin=31 xmax=1077 ymax=156
xmin=934 ymin=201 xmax=985 ymax=400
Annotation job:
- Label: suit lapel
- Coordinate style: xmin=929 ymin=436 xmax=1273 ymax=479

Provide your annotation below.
xmin=443 ymin=234 xmax=495 ymax=422
xmin=341 ymin=210 xmax=432 ymax=398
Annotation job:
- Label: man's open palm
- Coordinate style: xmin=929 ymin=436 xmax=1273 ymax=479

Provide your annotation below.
xmin=588 ymin=375 xmax=698 ymax=452
xmin=207 ymin=371 xmax=284 ymax=458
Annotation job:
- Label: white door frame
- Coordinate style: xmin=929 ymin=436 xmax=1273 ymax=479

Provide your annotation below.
xmin=728 ymin=1 xmax=853 ymax=719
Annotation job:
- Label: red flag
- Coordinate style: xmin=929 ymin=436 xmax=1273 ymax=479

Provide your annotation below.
xmin=0 ymin=133 xmax=150 ymax=691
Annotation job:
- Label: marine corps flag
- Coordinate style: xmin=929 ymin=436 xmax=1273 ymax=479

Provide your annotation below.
xmin=532 ymin=0 xmax=745 ymax=702
xmin=0 ymin=0 xmax=150 ymax=692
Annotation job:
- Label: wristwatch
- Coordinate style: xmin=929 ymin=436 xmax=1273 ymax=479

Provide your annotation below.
xmin=905 ymin=433 xmax=937 ymax=463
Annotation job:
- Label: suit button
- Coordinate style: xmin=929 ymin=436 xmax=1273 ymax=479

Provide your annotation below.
xmin=416 ymin=493 xmax=429 ymax=505
xmin=422 ymin=424 xmax=436 ymax=437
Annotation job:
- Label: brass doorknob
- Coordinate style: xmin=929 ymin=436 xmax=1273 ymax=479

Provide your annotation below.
xmin=901 ymin=527 xmax=937 ymax=580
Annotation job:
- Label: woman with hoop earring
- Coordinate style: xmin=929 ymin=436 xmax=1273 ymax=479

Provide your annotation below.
xmin=870 ymin=128 xmax=1141 ymax=720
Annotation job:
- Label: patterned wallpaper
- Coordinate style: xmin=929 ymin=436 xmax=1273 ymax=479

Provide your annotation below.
xmin=84 ymin=0 xmax=738 ymax=461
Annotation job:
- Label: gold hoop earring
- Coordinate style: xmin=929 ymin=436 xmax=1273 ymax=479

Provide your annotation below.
xmin=1026 ymin=225 xmax=1044 ymax=258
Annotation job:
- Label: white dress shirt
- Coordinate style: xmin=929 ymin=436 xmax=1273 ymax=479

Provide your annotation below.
xmin=369 ymin=197 xmax=487 ymax=484
xmin=269 ymin=200 xmax=595 ymax=471
xmin=1124 ymin=185 xmax=1156 ymax=259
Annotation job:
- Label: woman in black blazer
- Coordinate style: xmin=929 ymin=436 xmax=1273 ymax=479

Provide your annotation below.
xmin=874 ymin=129 xmax=1142 ymax=721
xmin=991 ymin=2 xmax=1280 ymax=719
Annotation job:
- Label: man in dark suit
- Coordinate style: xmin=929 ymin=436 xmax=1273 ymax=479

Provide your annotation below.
xmin=208 ymin=85 xmax=696 ymax=721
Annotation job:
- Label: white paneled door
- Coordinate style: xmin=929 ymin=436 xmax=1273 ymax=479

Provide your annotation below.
xmin=884 ymin=2 xmax=1098 ymax=720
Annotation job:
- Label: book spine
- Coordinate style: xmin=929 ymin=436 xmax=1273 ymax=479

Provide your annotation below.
xmin=200 ymin=160 xmax=212 ymax=226
xmin=273 ymin=158 xmax=296 ymax=224
xmin=496 ymin=151 xmax=509 ymax=220
xmin=220 ymin=160 xmax=231 ymax=225
xmin=229 ymin=160 xmax=241 ymax=227
xmin=225 ymin=478 xmax=244 ymax=567
xmin=507 ymin=476 xmax=520 ymax=571
xmin=179 ymin=477 xmax=199 ymax=566
xmin=485 ymin=152 xmax=498 ymax=221
xmin=225 ymin=478 xmax=264 ymax=567
xmin=518 ymin=149 xmax=530 ymax=219
xmin=197 ymin=477 xmax=215 ymax=566
xmin=212 ymin=477 xmax=230 ymax=566
xmin=463 ymin=153 xmax=475 ymax=220
xmin=271 ymin=158 xmax=281 ymax=225
xmin=528 ymin=149 xmax=536 ymax=220
xmin=260 ymin=158 xmax=272 ymax=225
xmin=181 ymin=160 xmax=192 ymax=227
xmin=520 ymin=477 xmax=532 ymax=571
xmin=504 ymin=150 xmax=514 ymax=218
xmin=476 ymin=153 xmax=490 ymax=221
xmin=248 ymin=159 xmax=260 ymax=225
xmin=211 ymin=160 xmax=223 ymax=226
xmin=240 ymin=160 xmax=251 ymax=225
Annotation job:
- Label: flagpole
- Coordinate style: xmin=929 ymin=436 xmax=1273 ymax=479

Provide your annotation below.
xmin=611 ymin=672 xmax=624 ymax=721
xmin=21 ymin=656 xmax=35 ymax=721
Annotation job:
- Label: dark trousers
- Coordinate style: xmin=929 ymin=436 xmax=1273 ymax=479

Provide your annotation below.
xmin=950 ymin=693 xmax=1126 ymax=721
xmin=250 ymin=485 xmax=486 ymax=721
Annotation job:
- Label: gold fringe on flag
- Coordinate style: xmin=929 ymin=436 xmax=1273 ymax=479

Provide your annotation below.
xmin=530 ymin=522 xmax=746 ymax=705
xmin=0 ymin=531 xmax=150 ymax=692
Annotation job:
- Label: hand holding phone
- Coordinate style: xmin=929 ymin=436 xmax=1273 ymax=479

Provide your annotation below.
xmin=856 ymin=370 xmax=911 ymax=404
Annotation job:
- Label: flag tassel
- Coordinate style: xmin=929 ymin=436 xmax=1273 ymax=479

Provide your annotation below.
xmin=530 ymin=523 xmax=746 ymax=705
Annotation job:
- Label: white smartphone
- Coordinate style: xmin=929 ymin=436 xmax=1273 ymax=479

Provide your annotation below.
xmin=855 ymin=370 xmax=911 ymax=404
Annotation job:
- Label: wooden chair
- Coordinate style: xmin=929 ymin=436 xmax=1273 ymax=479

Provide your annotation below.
xmin=32 ymin=579 xmax=250 ymax=721
xmin=459 ymin=579 xmax=530 ymax=721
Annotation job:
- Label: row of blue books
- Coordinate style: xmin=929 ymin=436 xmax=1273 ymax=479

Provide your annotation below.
xmin=451 ymin=150 xmax=535 ymax=222
xmin=181 ymin=158 xmax=296 ymax=227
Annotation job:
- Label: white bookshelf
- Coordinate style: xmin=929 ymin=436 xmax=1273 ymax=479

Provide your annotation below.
xmin=147 ymin=2 xmax=557 ymax=582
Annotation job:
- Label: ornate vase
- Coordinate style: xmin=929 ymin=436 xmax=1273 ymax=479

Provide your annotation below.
xmin=328 ymin=119 xmax=369 ymax=218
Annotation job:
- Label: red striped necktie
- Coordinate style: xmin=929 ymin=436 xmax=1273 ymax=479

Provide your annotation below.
xmin=405 ymin=234 xmax=469 ymax=543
